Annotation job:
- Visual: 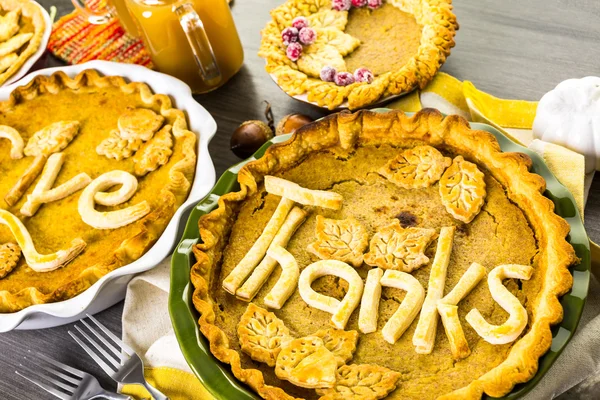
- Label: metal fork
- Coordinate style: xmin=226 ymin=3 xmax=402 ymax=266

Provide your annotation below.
xmin=15 ymin=352 xmax=130 ymax=400
xmin=69 ymin=314 xmax=169 ymax=400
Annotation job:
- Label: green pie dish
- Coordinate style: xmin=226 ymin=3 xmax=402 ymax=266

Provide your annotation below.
xmin=169 ymin=110 xmax=590 ymax=400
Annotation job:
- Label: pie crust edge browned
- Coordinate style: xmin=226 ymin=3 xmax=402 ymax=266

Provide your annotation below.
xmin=190 ymin=108 xmax=577 ymax=399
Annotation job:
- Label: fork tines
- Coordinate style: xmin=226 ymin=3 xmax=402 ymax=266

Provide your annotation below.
xmin=68 ymin=314 xmax=133 ymax=378
xmin=16 ymin=352 xmax=84 ymax=400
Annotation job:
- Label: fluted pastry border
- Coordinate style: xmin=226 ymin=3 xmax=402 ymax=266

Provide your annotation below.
xmin=190 ymin=108 xmax=577 ymax=399
xmin=259 ymin=0 xmax=459 ymax=110
xmin=0 ymin=69 xmax=197 ymax=312
xmin=0 ymin=0 xmax=46 ymax=86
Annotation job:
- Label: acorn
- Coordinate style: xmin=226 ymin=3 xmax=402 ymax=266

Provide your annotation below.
xmin=276 ymin=113 xmax=313 ymax=136
xmin=230 ymin=120 xmax=274 ymax=159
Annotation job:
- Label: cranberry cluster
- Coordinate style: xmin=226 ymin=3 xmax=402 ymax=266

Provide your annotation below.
xmin=320 ymin=66 xmax=374 ymax=86
xmin=332 ymin=0 xmax=382 ymax=12
xmin=282 ymin=17 xmax=317 ymax=62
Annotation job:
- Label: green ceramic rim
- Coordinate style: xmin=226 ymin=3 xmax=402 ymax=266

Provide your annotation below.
xmin=169 ymin=111 xmax=590 ymax=400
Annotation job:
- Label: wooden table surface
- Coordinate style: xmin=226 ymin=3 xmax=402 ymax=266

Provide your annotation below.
xmin=1 ymin=0 xmax=599 ymax=399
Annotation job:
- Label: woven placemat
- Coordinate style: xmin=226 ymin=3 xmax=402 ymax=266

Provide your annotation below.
xmin=48 ymin=0 xmax=153 ymax=67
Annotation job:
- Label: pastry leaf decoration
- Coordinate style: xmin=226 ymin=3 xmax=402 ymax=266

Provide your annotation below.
xmin=237 ymin=303 xmax=292 ymax=367
xmin=439 ymin=156 xmax=486 ymax=223
xmin=316 ymin=364 xmax=402 ymax=400
xmin=96 ymin=130 xmax=143 ymax=161
xmin=314 ymin=28 xmax=361 ymax=56
xmin=307 ymin=216 xmax=368 ymax=267
xmin=297 ymin=44 xmax=346 ymax=78
xmin=24 ymin=121 xmax=80 ymax=157
xmin=380 ymin=145 xmax=451 ymax=189
xmin=133 ymin=125 xmax=174 ymax=176
xmin=307 ymin=9 xmax=348 ymax=30
xmin=0 ymin=243 xmax=21 ymax=279
xmin=312 ymin=328 xmax=359 ymax=366
xmin=364 ymin=220 xmax=436 ymax=272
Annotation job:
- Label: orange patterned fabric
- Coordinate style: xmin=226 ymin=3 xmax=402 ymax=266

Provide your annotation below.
xmin=47 ymin=0 xmax=153 ymax=67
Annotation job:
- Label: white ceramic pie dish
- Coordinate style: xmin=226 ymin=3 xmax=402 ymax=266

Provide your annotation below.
xmin=0 ymin=60 xmax=217 ymax=331
xmin=2 ymin=0 xmax=52 ymax=87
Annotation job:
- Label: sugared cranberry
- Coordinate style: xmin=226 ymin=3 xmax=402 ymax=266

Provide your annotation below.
xmin=354 ymin=67 xmax=374 ymax=83
xmin=334 ymin=71 xmax=355 ymax=86
xmin=281 ymin=27 xmax=299 ymax=46
xmin=367 ymin=0 xmax=382 ymax=9
xmin=320 ymin=66 xmax=337 ymax=82
xmin=292 ymin=16 xmax=309 ymax=30
xmin=286 ymin=42 xmax=303 ymax=61
xmin=298 ymin=27 xmax=316 ymax=45
xmin=331 ymin=0 xmax=351 ymax=11
xmin=352 ymin=0 xmax=367 ymax=7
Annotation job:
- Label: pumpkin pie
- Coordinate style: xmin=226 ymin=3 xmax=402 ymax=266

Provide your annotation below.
xmin=0 ymin=69 xmax=197 ymax=312
xmin=259 ymin=0 xmax=458 ymax=109
xmin=0 ymin=0 xmax=45 ymax=86
xmin=190 ymin=109 xmax=577 ymax=399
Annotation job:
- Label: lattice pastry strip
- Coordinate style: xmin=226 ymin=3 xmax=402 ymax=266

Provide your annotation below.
xmin=264 ymin=176 xmax=343 ymax=210
xmin=0 ymin=125 xmax=24 ymax=159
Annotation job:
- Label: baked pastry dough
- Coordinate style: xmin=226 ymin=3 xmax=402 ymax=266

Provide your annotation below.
xmin=0 ymin=210 xmax=85 ymax=272
xmin=133 ymin=125 xmax=174 ymax=176
xmin=0 ymin=243 xmax=20 ymax=279
xmin=4 ymin=154 xmax=46 ymax=206
xmin=0 ymin=53 xmax=17 ymax=73
xmin=298 ymin=260 xmax=364 ymax=330
xmin=78 ymin=170 xmax=151 ymax=230
xmin=21 ymin=153 xmax=91 ymax=217
xmin=316 ymin=363 xmax=402 ymax=400
xmin=0 ymin=8 xmax=20 ymax=42
xmin=380 ymin=145 xmax=451 ymax=189
xmin=264 ymin=176 xmax=343 ymax=210
xmin=223 ymin=197 xmax=295 ymax=294
xmin=236 ymin=206 xmax=307 ymax=301
xmin=275 ymin=336 xmax=337 ymax=389
xmin=439 ymin=156 xmax=486 ymax=223
xmin=413 ymin=226 xmax=455 ymax=354
xmin=118 ymin=108 xmax=165 ymax=141
xmin=263 ymin=245 xmax=299 ymax=309
xmin=24 ymin=121 xmax=80 ymax=157
xmin=358 ymin=267 xmax=383 ymax=334
xmin=307 ymin=216 xmax=368 ymax=267
xmin=380 ymin=270 xmax=425 ymax=344
xmin=238 ymin=303 xmax=293 ymax=367
xmin=466 ymin=264 xmax=533 ymax=345
xmin=440 ymin=262 xmax=487 ymax=307
xmin=0 ymin=125 xmax=23 ymax=159
xmin=312 ymin=328 xmax=358 ymax=366
xmin=96 ymin=130 xmax=143 ymax=161
xmin=364 ymin=220 xmax=436 ymax=272
xmin=0 ymin=32 xmax=32 ymax=57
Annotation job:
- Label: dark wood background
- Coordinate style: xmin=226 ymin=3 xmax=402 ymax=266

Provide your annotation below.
xmin=1 ymin=0 xmax=599 ymax=398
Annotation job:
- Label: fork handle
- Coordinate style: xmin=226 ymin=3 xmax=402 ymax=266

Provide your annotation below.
xmin=141 ymin=381 xmax=169 ymax=400
xmin=89 ymin=390 xmax=132 ymax=400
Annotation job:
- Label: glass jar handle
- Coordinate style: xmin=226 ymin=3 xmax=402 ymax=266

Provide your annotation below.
xmin=71 ymin=0 xmax=113 ymax=24
xmin=173 ymin=3 xmax=222 ymax=84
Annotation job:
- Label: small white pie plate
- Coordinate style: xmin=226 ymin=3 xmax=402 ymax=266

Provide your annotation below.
xmin=0 ymin=60 xmax=217 ymax=331
xmin=3 ymin=0 xmax=52 ymax=87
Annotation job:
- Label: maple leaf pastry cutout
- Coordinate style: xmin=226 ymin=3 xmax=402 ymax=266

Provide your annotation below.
xmin=364 ymin=220 xmax=436 ymax=272
xmin=379 ymin=145 xmax=452 ymax=189
xmin=307 ymin=216 xmax=369 ymax=267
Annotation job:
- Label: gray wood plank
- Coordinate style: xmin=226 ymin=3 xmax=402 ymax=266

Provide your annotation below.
xmin=1 ymin=0 xmax=599 ymax=398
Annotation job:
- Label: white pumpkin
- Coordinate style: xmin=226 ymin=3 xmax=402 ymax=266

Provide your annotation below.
xmin=533 ymin=76 xmax=600 ymax=174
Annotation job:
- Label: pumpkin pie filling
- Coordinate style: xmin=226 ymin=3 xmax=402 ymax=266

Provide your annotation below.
xmin=207 ymin=145 xmax=539 ymax=399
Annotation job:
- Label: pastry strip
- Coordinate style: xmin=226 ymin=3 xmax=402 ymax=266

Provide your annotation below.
xmin=222 ymin=197 xmax=295 ymax=294
xmin=466 ymin=264 xmax=533 ymax=345
xmin=298 ymin=260 xmax=364 ymax=329
xmin=0 ymin=53 xmax=17 ymax=74
xmin=4 ymin=155 xmax=47 ymax=206
xmin=0 ymin=209 xmax=86 ymax=272
xmin=439 ymin=262 xmax=487 ymax=306
xmin=437 ymin=303 xmax=470 ymax=359
xmin=358 ymin=267 xmax=383 ymax=334
xmin=94 ymin=174 xmax=138 ymax=206
xmin=263 ymin=245 xmax=299 ymax=309
xmin=0 ymin=9 xmax=20 ymax=42
xmin=0 ymin=33 xmax=33 ymax=57
xmin=264 ymin=176 xmax=343 ymax=210
xmin=380 ymin=270 xmax=425 ymax=344
xmin=236 ymin=207 xmax=307 ymax=301
xmin=20 ymin=153 xmax=92 ymax=216
xmin=413 ymin=226 xmax=455 ymax=354
xmin=0 ymin=125 xmax=24 ymax=159
xmin=78 ymin=170 xmax=150 ymax=230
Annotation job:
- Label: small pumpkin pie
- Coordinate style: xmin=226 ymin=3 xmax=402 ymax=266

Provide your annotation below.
xmin=0 ymin=70 xmax=197 ymax=312
xmin=190 ymin=109 xmax=577 ymax=399
xmin=259 ymin=0 xmax=458 ymax=109
xmin=0 ymin=0 xmax=45 ymax=85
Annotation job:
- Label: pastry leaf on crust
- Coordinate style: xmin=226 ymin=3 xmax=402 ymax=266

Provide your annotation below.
xmin=313 ymin=28 xmax=360 ymax=56
xmin=380 ymin=145 xmax=452 ymax=189
xmin=316 ymin=364 xmax=402 ymax=400
xmin=439 ymin=156 xmax=487 ymax=223
xmin=307 ymin=216 xmax=368 ymax=267
xmin=307 ymin=9 xmax=348 ymax=30
xmin=297 ymin=44 xmax=346 ymax=78
xmin=0 ymin=243 xmax=21 ymax=279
